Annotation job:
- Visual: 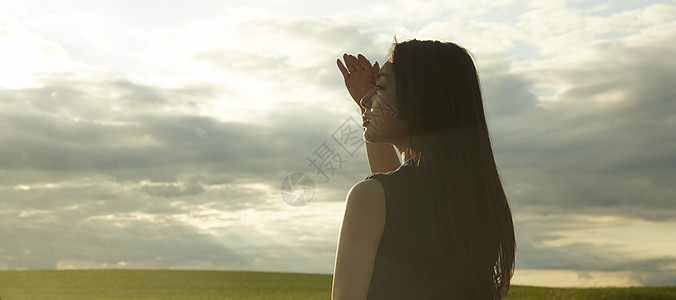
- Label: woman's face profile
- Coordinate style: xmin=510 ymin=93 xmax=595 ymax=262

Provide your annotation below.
xmin=361 ymin=62 xmax=410 ymax=146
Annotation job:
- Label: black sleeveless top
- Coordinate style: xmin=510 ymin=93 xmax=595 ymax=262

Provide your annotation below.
xmin=365 ymin=159 xmax=456 ymax=299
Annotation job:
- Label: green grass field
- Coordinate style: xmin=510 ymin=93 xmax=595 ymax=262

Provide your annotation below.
xmin=0 ymin=270 xmax=674 ymax=299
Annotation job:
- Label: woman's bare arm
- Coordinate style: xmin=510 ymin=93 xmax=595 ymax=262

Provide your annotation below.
xmin=331 ymin=179 xmax=385 ymax=299
xmin=365 ymin=142 xmax=400 ymax=174
xmin=337 ymin=53 xmax=401 ymax=174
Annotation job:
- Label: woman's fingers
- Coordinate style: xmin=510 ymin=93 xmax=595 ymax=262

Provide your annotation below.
xmin=343 ymin=53 xmax=357 ymax=72
xmin=346 ymin=54 xmax=363 ymax=72
xmin=357 ymin=54 xmax=372 ymax=70
xmin=337 ymin=58 xmax=349 ymax=78
xmin=338 ymin=53 xmax=376 ymax=79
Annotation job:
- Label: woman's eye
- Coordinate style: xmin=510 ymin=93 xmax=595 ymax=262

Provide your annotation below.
xmin=375 ymin=85 xmax=384 ymax=90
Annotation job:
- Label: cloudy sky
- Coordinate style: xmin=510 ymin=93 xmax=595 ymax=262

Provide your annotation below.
xmin=1 ymin=0 xmax=675 ymax=288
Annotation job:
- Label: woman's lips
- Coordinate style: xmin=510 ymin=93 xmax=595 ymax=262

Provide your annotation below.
xmin=362 ymin=114 xmax=371 ymax=127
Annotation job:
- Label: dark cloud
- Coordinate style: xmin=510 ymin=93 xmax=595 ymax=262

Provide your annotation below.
xmin=468 ymin=31 xmax=676 ymax=286
xmin=518 ymin=240 xmax=676 ymax=286
xmin=481 ymin=32 xmax=676 ymax=221
xmin=140 ymin=183 xmax=204 ymax=198
xmin=481 ymin=59 xmax=539 ymax=116
xmin=0 ymin=214 xmax=250 ymax=270
xmin=0 ymin=76 xmax=361 ymax=185
xmin=0 ymin=67 xmax=361 ymax=273
xmin=513 ymin=213 xmax=676 ymax=286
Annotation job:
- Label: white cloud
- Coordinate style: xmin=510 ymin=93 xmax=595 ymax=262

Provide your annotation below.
xmin=0 ymin=17 xmax=101 ymax=88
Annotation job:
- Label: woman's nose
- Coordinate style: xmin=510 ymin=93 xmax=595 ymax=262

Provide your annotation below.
xmin=360 ymin=89 xmax=376 ymax=110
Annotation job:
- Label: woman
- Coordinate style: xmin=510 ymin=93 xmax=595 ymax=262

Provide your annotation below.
xmin=331 ymin=40 xmax=516 ymax=299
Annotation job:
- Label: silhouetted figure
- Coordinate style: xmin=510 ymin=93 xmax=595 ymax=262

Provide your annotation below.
xmin=332 ymin=39 xmax=516 ymax=299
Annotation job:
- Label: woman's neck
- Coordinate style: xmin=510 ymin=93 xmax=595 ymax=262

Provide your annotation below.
xmin=394 ymin=137 xmax=412 ymax=165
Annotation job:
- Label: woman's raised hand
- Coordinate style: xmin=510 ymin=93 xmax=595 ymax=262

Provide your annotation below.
xmin=337 ymin=53 xmax=380 ymax=111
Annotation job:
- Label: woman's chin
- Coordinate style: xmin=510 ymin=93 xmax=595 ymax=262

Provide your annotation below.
xmin=363 ymin=133 xmax=383 ymax=144
xmin=363 ymin=131 xmax=374 ymax=143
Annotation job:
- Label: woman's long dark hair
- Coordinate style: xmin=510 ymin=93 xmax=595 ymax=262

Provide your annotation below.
xmin=390 ymin=39 xmax=515 ymax=299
